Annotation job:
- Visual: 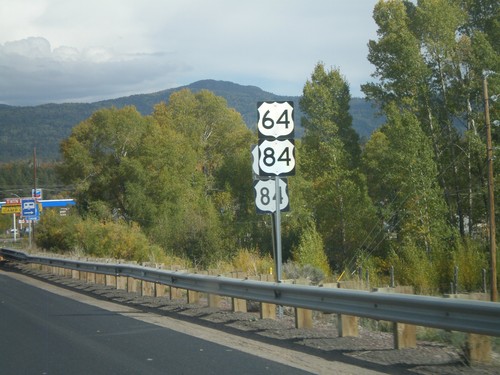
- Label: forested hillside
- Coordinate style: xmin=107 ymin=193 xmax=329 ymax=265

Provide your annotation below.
xmin=0 ymin=80 xmax=384 ymax=162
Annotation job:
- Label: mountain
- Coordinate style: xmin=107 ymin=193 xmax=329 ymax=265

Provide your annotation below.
xmin=0 ymin=80 xmax=384 ymax=162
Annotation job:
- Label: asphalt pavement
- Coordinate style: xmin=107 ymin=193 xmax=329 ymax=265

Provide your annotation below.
xmin=0 ymin=272 xmax=313 ymax=375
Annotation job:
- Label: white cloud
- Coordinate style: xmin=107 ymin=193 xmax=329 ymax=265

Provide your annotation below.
xmin=0 ymin=1 xmax=379 ymax=105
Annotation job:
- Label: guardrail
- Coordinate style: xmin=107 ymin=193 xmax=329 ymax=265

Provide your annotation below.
xmin=2 ymin=247 xmax=500 ymax=337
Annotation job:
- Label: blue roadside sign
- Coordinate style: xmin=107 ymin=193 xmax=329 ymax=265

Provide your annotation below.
xmin=21 ymin=198 xmax=38 ymax=220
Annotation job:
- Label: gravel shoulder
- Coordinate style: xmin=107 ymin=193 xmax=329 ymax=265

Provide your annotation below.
xmin=3 ymin=260 xmax=499 ymax=375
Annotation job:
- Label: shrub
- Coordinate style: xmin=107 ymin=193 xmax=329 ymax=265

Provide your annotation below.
xmin=452 ymin=238 xmax=488 ymax=292
xmin=230 ymin=248 xmax=274 ymax=276
xmin=282 ymin=260 xmax=325 ymax=285
xmin=292 ymin=224 xmax=331 ymax=277
xmin=36 ymin=209 xmax=80 ymax=253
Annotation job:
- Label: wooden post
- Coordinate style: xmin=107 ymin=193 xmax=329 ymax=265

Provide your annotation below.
xmin=337 ymin=281 xmax=360 ymax=337
xmin=373 ymin=286 xmax=416 ymax=349
xmin=142 ymin=281 xmax=155 ymax=297
xmin=116 ymin=275 xmax=128 ymax=290
xmin=465 ymin=334 xmax=492 ymax=364
xmin=105 ymin=274 xmax=117 ymax=288
xmin=86 ymin=271 xmax=96 ymax=284
xmin=295 ymin=307 xmax=313 ymax=329
xmin=260 ymin=302 xmax=276 ymax=320
xmin=232 ymin=298 xmax=247 ymax=313
xmin=394 ymin=322 xmax=416 ymax=349
xmin=95 ymin=273 xmax=106 ymax=285
xmin=170 ymin=286 xmax=182 ymax=299
xmin=127 ymin=277 xmax=140 ymax=293
xmin=338 ymin=314 xmax=358 ymax=337
xmin=445 ymin=292 xmax=492 ymax=363
xmin=208 ymin=294 xmax=221 ymax=308
xmin=187 ymin=290 xmax=200 ymax=304
xmin=155 ymin=283 xmax=168 ymax=297
xmin=483 ymin=74 xmax=497 ymax=303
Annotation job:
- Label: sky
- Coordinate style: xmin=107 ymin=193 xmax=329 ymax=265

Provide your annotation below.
xmin=0 ymin=0 xmax=380 ymax=106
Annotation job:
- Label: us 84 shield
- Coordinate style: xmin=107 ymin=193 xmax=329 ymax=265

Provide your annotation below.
xmin=253 ymin=178 xmax=290 ymax=214
xmin=258 ymin=139 xmax=295 ymax=176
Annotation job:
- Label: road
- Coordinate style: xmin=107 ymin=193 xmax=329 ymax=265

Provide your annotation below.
xmin=0 ymin=271 xmax=317 ymax=375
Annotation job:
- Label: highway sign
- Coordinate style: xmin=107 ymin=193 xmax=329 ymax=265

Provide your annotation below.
xmin=258 ymin=139 xmax=295 ymax=176
xmin=254 ymin=178 xmax=289 ymax=214
xmin=257 ymin=101 xmax=294 ymax=139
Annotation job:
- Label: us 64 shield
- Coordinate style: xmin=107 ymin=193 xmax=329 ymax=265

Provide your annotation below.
xmin=257 ymin=101 xmax=294 ymax=139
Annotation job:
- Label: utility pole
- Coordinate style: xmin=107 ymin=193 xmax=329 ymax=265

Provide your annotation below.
xmin=483 ymin=74 xmax=497 ymax=302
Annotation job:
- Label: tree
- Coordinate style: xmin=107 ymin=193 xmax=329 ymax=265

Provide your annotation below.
xmin=363 ymin=104 xmax=457 ymax=291
xmin=58 ymin=92 xmax=258 ymax=267
xmin=58 ymin=106 xmax=155 ymax=218
xmin=299 ymin=63 xmax=379 ymax=270
xmin=150 ymin=90 xmax=257 ymax=264
xmin=363 ymin=0 xmax=499 ymax=240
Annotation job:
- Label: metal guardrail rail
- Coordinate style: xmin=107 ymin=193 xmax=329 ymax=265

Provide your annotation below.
xmin=2 ymin=248 xmax=500 ymax=337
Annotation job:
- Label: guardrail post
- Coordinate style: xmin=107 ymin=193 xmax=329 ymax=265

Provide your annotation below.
xmin=230 ymin=272 xmax=248 ymax=312
xmin=95 ymin=273 xmax=106 ymax=285
xmin=142 ymin=281 xmax=155 ymax=297
xmin=208 ymin=293 xmax=221 ymax=308
xmin=232 ymin=297 xmax=247 ymax=312
xmin=260 ymin=301 xmax=276 ymax=320
xmin=374 ymin=286 xmax=416 ymax=349
xmin=116 ymin=275 xmax=128 ymax=290
xmin=187 ymin=290 xmax=200 ymax=304
xmin=86 ymin=271 xmax=96 ymax=284
xmin=259 ymin=274 xmax=276 ymax=320
xmin=155 ymin=283 xmax=168 ymax=297
xmin=105 ymin=274 xmax=117 ymax=288
xmin=64 ymin=268 xmax=72 ymax=277
xmin=445 ymin=292 xmax=491 ymax=363
xmin=295 ymin=307 xmax=313 ymax=329
xmin=337 ymin=281 xmax=361 ymax=337
xmin=170 ymin=286 xmax=182 ymax=299
xmin=127 ymin=277 xmax=141 ymax=294
xmin=79 ymin=270 xmax=87 ymax=281
xmin=30 ymin=263 xmax=41 ymax=271
xmin=465 ymin=334 xmax=492 ymax=364
xmin=286 ymin=279 xmax=313 ymax=328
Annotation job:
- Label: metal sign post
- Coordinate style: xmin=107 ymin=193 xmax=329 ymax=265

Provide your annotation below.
xmin=274 ymin=176 xmax=282 ymax=285
xmin=12 ymin=213 xmax=17 ymax=242
xmin=255 ymin=101 xmax=295 ymax=292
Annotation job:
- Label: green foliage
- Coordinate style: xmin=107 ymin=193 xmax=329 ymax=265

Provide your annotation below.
xmin=299 ymin=63 xmax=379 ymax=270
xmin=37 ymin=209 xmax=161 ymax=263
xmin=292 ymin=224 xmax=331 ymax=277
xmin=225 ymin=248 xmax=274 ymax=276
xmin=389 ymin=244 xmax=442 ymax=295
xmin=55 ymin=90 xmax=258 ymax=268
xmin=452 ymin=238 xmax=489 ymax=292
xmin=36 ymin=209 xmax=80 ymax=253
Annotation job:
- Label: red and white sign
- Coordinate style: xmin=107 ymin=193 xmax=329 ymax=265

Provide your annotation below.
xmin=5 ymin=198 xmax=22 ymax=206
